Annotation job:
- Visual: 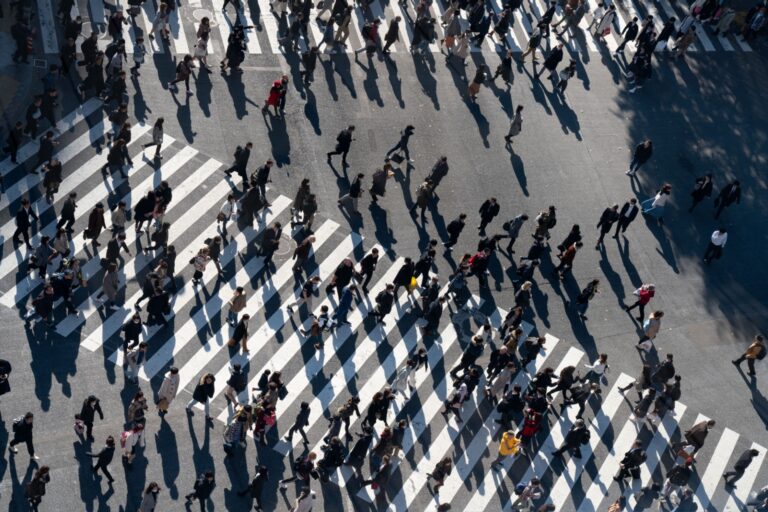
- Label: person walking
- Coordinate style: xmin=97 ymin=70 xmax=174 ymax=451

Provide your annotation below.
xmin=356 ymin=247 xmax=379 ymax=293
xmin=733 ymin=335 xmax=765 ymax=377
xmin=224 ymin=142 xmax=252 ymax=183
xmin=426 ymin=457 xmax=452 ymax=494
xmin=552 ymin=419 xmax=590 ymax=459
xmin=659 ymin=461 xmax=693 ymax=504
xmin=138 ymin=483 xmax=161 ymax=511
xmin=478 ymin=197 xmax=500 ymax=235
xmin=326 ymin=257 xmax=355 ymax=298
xmin=682 ymin=419 xmax=716 ymax=454
xmin=185 ymin=471 xmax=216 ymax=511
xmin=714 ymin=179 xmax=741 ymax=219
xmin=641 ymin=184 xmax=672 ymax=226
xmin=534 ymin=43 xmax=563 ymax=80
xmin=596 ymin=204 xmax=620 ymax=249
xmin=186 ymin=373 xmax=215 ymax=424
xmin=613 ymin=199 xmax=639 ymax=238
xmin=613 ymin=440 xmax=646 ymax=483
xmin=238 ymin=465 xmax=268 ymax=510
xmin=369 ymin=165 xmax=394 ymax=204
xmin=409 ymin=179 xmax=434 ymax=220
xmin=382 ymin=16 xmax=401 ymax=54
xmin=9 ymin=412 xmax=38 ymax=459
xmin=637 ymin=310 xmax=664 ymax=351
xmin=286 ymin=275 xmax=322 ymax=314
xmin=504 ymin=105 xmax=524 ymax=145
xmin=327 ymin=125 xmax=355 ymax=167
xmin=157 ymin=367 xmax=179 ymax=415
xmin=467 ymin=65 xmax=487 ymax=101
xmin=385 ymin=125 xmax=415 ymax=164
xmin=229 ymin=314 xmax=251 ymax=353
xmin=519 ymin=21 xmax=544 ymax=63
xmin=689 ymin=174 xmax=714 ymax=212
xmin=88 ymin=436 xmax=116 ymax=484
xmin=703 ymin=228 xmax=728 ymax=264
xmin=140 ymin=117 xmax=165 ymax=160
xmin=615 ymin=16 xmax=639 ymax=54
xmin=84 ymin=203 xmax=107 ymax=249
xmin=491 ymin=430 xmax=521 ymax=468
xmin=292 ymin=237 xmax=314 ymax=274
xmin=25 ymin=466 xmax=50 ymax=511
xmin=492 ymin=49 xmax=514 ymax=86
xmin=553 ymin=241 xmax=583 ymax=279
xmin=12 ymin=199 xmax=39 ymax=249
xmin=723 ymin=449 xmax=761 ymax=487
xmin=168 ymin=54 xmax=195 ymax=96
xmin=571 ymin=279 xmax=600 ymax=320
xmin=624 ymin=283 xmax=655 ymax=320
xmin=443 ymin=213 xmax=467 ymax=250
xmin=626 ymin=139 xmax=653 ymax=176
xmin=368 ymin=284 xmax=396 ymax=325
xmin=338 ymin=173 xmax=364 ymax=216
xmin=285 ymin=401 xmax=311 ymax=445
xmin=594 ymin=4 xmax=617 ymax=42
xmin=79 ymin=395 xmax=105 ymax=441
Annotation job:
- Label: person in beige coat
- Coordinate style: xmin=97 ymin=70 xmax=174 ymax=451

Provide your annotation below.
xmin=227 ymin=287 xmax=247 ymax=326
xmin=157 ymin=367 xmax=179 ymax=414
xmin=637 ymin=311 xmax=664 ymax=352
xmin=733 ymin=335 xmax=765 ymax=377
xmin=97 ymin=262 xmax=120 ymax=310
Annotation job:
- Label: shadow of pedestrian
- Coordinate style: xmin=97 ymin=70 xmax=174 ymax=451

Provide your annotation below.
xmin=155 ymin=416 xmax=180 ymax=499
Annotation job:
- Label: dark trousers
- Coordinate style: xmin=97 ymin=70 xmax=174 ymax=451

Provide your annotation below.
xmin=386 ymin=141 xmax=410 ymax=161
xmin=444 ymin=233 xmax=460 ymax=248
xmin=479 ymin=217 xmax=493 ymax=232
xmin=12 ymin=227 xmax=30 ymax=246
xmin=625 ymin=301 xmax=645 ymax=319
xmin=614 ymin=218 xmax=631 ymax=236
xmin=723 ymin=466 xmax=746 ymax=485
xmin=734 ymin=355 xmax=756 ymax=375
xmin=714 ymin=201 xmax=729 ymax=219
xmin=93 ymin=461 xmax=114 ymax=481
xmin=358 ymin=270 xmax=373 ymax=292
xmin=57 ymin=215 xmax=75 ymax=231
xmin=553 ymin=443 xmax=581 ymax=458
xmin=10 ymin=437 xmax=34 ymax=456
xmin=287 ymin=424 xmax=309 ymax=443
xmin=597 ymin=227 xmax=612 ymax=245
xmin=169 ymin=74 xmax=190 ymax=91
xmin=327 ymin=148 xmax=350 ymax=163
xmin=703 ymin=242 xmax=722 ymax=262
xmin=628 ymin=157 xmax=645 ymax=174
xmin=616 ymin=37 xmax=632 ymax=52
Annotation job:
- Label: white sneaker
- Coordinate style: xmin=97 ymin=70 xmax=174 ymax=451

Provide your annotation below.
xmin=279 ymin=483 xmax=288 ymax=490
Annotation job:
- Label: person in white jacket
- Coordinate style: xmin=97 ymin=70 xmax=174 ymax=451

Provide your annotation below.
xmin=121 ymin=424 xmax=145 ymax=465
xmin=392 ymin=357 xmax=418 ymax=397
xmin=595 ymin=5 xmax=617 ymax=40
xmin=217 ymin=194 xmax=238 ymax=238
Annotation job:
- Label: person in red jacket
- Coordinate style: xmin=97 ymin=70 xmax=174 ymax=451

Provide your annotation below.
xmin=624 ymin=283 xmax=655 ymax=320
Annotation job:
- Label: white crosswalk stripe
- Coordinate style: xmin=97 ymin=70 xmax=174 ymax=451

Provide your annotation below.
xmin=2 ymin=105 xmax=766 ymax=511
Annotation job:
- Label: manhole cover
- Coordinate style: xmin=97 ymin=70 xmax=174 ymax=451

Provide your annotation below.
xmin=274 ymin=231 xmax=294 ymax=257
xmin=193 ymin=8 xmax=217 ymax=25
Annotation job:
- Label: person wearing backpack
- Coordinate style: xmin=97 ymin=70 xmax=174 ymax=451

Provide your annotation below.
xmin=9 ymin=412 xmax=38 ymax=459
xmin=552 ymin=419 xmax=590 ymax=459
xmin=733 ymin=335 xmax=765 ymax=377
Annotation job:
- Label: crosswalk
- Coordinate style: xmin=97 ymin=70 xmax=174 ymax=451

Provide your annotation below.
xmin=0 ymin=106 xmax=766 ymax=511
xmin=33 ymin=0 xmax=754 ymax=59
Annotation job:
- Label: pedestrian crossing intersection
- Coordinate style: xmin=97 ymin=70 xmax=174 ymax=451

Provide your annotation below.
xmin=1 ymin=107 xmax=767 ymax=511
xmin=37 ymin=0 xmax=754 ymax=60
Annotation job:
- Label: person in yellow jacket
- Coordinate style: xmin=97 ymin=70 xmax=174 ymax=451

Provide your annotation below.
xmin=491 ymin=430 xmax=521 ymax=469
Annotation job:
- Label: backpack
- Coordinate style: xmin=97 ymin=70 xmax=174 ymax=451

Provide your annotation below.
xmin=234 ymin=145 xmax=243 ymax=159
xmin=757 ymin=345 xmax=767 ymax=361
xmin=514 ymin=483 xmax=527 ymax=495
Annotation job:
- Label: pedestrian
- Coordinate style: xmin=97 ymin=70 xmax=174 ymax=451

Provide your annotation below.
xmin=157 ymin=367 xmax=179 ymax=415
xmin=478 ymin=197 xmax=500 ymax=235
xmin=689 ymin=174 xmax=714 ymax=213
xmin=426 ymin=457 xmax=453 ymax=494
xmin=25 ymin=466 xmax=50 ymax=510
xmin=626 ymin=139 xmax=653 ymax=176
xmin=386 ymin=124 xmax=415 ymax=163
xmin=723 ymin=449 xmax=761 ymax=487
xmin=534 ymin=43 xmax=564 ymax=80
xmin=556 ymin=60 xmax=577 ymax=95
xmin=671 ymin=27 xmax=697 ymax=58
xmin=88 ymin=436 xmax=116 ymax=484
xmin=120 ymin=423 xmax=145 ymax=465
xmin=442 ymin=213 xmax=467 ymax=250
xmin=612 ymin=199 xmax=639 ymax=238
xmin=615 ymin=16 xmax=639 ymax=54
xmin=289 ymin=487 xmax=316 ymax=511
xmin=139 ymin=482 xmax=161 ymax=512
xmin=714 ymin=179 xmax=741 ymax=219
xmin=369 ymin=284 xmax=396 ymax=325
xmin=3 ymin=121 xmax=24 ymax=164
xmin=614 ymin=440 xmax=646 ymax=483
xmin=229 ymin=314 xmax=251 ymax=353
xmin=382 ymin=16 xmax=401 ymax=54
xmin=279 ymin=452 xmax=317 ymax=488
xmin=250 ymin=159 xmax=274 ymax=206
xmin=167 ymin=54 xmax=195 ymax=95
xmin=596 ymin=204 xmax=620 ymax=249
xmin=409 ymin=179 xmax=434 ymax=220
xmin=79 ymin=395 xmax=104 ymax=441
xmin=512 ymin=478 xmax=543 ymax=510
xmin=519 ymin=22 xmax=544 ymax=63
xmin=570 ymin=279 xmax=599 ymax=320
xmin=659 ymin=461 xmax=692 ymax=504
xmin=338 ymin=173 xmax=364 ymax=216
xmin=327 ymin=125 xmax=355 ymax=167
xmin=641 ymin=183 xmax=672 ymax=225
xmin=354 ymin=247 xmax=379 ymax=293
xmin=139 ymin=118 xmax=165 ymax=161
xmin=553 ymin=241 xmax=583 ymax=279
xmin=186 ymin=373 xmax=216 ymax=423
xmin=9 ymin=412 xmax=38 ymax=459
xmin=682 ymin=419 xmax=716 ymax=453
xmin=594 ymin=4 xmax=617 ymax=41
xmin=467 ymin=65 xmax=487 ymax=100
xmin=504 ymin=105 xmax=524 ymax=145
xmin=125 ymin=342 xmax=148 ymax=382
xmin=732 ymin=335 xmax=765 ymax=377
xmin=12 ymin=198 xmax=38 ymax=249
xmin=491 ymin=429 xmax=521 ymax=468
xmin=703 ymin=228 xmax=728 ymax=264
xmin=624 ymin=283 xmax=655 ymax=320
xmin=237 ymin=465 xmax=268 ymax=510
xmin=185 ymin=471 xmax=216 ymax=511
xmin=552 ymin=418 xmax=590 ymax=459
xmin=441 ymin=381 xmax=469 ymax=422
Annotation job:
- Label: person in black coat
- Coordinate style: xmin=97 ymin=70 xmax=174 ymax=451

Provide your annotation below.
xmin=423 ymin=297 xmax=446 ymax=336
xmin=146 ymin=287 xmax=169 ymax=327
xmin=186 ymin=471 xmax=216 ymax=510
xmin=13 ymin=198 xmax=39 ymax=248
xmin=615 ymin=16 xmax=639 ymax=53
xmin=80 ymin=395 xmax=105 ymax=440
xmin=613 ymin=440 xmax=645 ymax=482
xmin=714 ymin=180 xmax=741 ymax=219
xmin=121 ymin=313 xmax=143 ymax=353
xmin=238 ymin=465 xmax=268 ymax=510
xmin=327 ymin=125 xmax=355 ymax=166
xmin=326 ymin=258 xmax=355 ymax=298
xmin=626 ymin=139 xmax=653 ymax=176
xmin=356 ymin=248 xmax=379 ymax=294
xmin=9 ymin=412 xmax=37 ymax=459
xmin=413 ymin=249 xmax=435 ymax=288
xmin=552 ymin=419 xmax=589 ymax=458
xmin=534 ymin=43 xmax=564 ymax=80
xmin=450 ymin=335 xmax=485 ymax=379
xmin=369 ymin=284 xmax=395 ymax=324
xmin=385 ymin=125 xmax=415 ymax=163
xmin=478 ymin=197 xmax=500 ymax=234
xmin=595 ymin=204 xmax=620 ymax=249
xmin=344 ymin=426 xmax=374 ymax=475
xmin=723 ymin=449 xmax=760 ymax=487
xmin=186 ymin=374 xmax=216 ymax=423
xmin=688 ymin=174 xmax=713 ymax=213
xmin=0 ymin=360 xmax=11 ymax=398
xmin=258 ymin=222 xmax=282 ymax=264
xmin=444 ymin=213 xmax=466 ymax=250
xmin=614 ymin=199 xmax=639 ymax=237
xmin=224 ymin=142 xmax=252 ymax=183
xmin=392 ymin=257 xmax=415 ymax=296
xmin=133 ymin=190 xmax=156 ymax=233
xmin=4 ymin=121 xmax=24 ymax=164
xmin=88 ymin=436 xmax=116 ymax=483
xmin=285 ymin=401 xmax=311 ymax=444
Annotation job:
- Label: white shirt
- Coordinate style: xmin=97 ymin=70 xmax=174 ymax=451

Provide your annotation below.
xmin=710 ymin=230 xmax=728 ymax=247
xmin=219 ymin=200 xmax=238 ymax=218
xmin=651 ymin=192 xmax=670 ymax=208
xmin=585 ymin=361 xmax=609 ymax=375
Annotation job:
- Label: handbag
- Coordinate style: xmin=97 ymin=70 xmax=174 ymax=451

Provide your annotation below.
xmin=390 ymin=152 xmax=405 ymax=164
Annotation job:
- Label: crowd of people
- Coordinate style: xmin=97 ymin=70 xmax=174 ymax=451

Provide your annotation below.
xmin=1 ymin=0 xmax=766 ymax=509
